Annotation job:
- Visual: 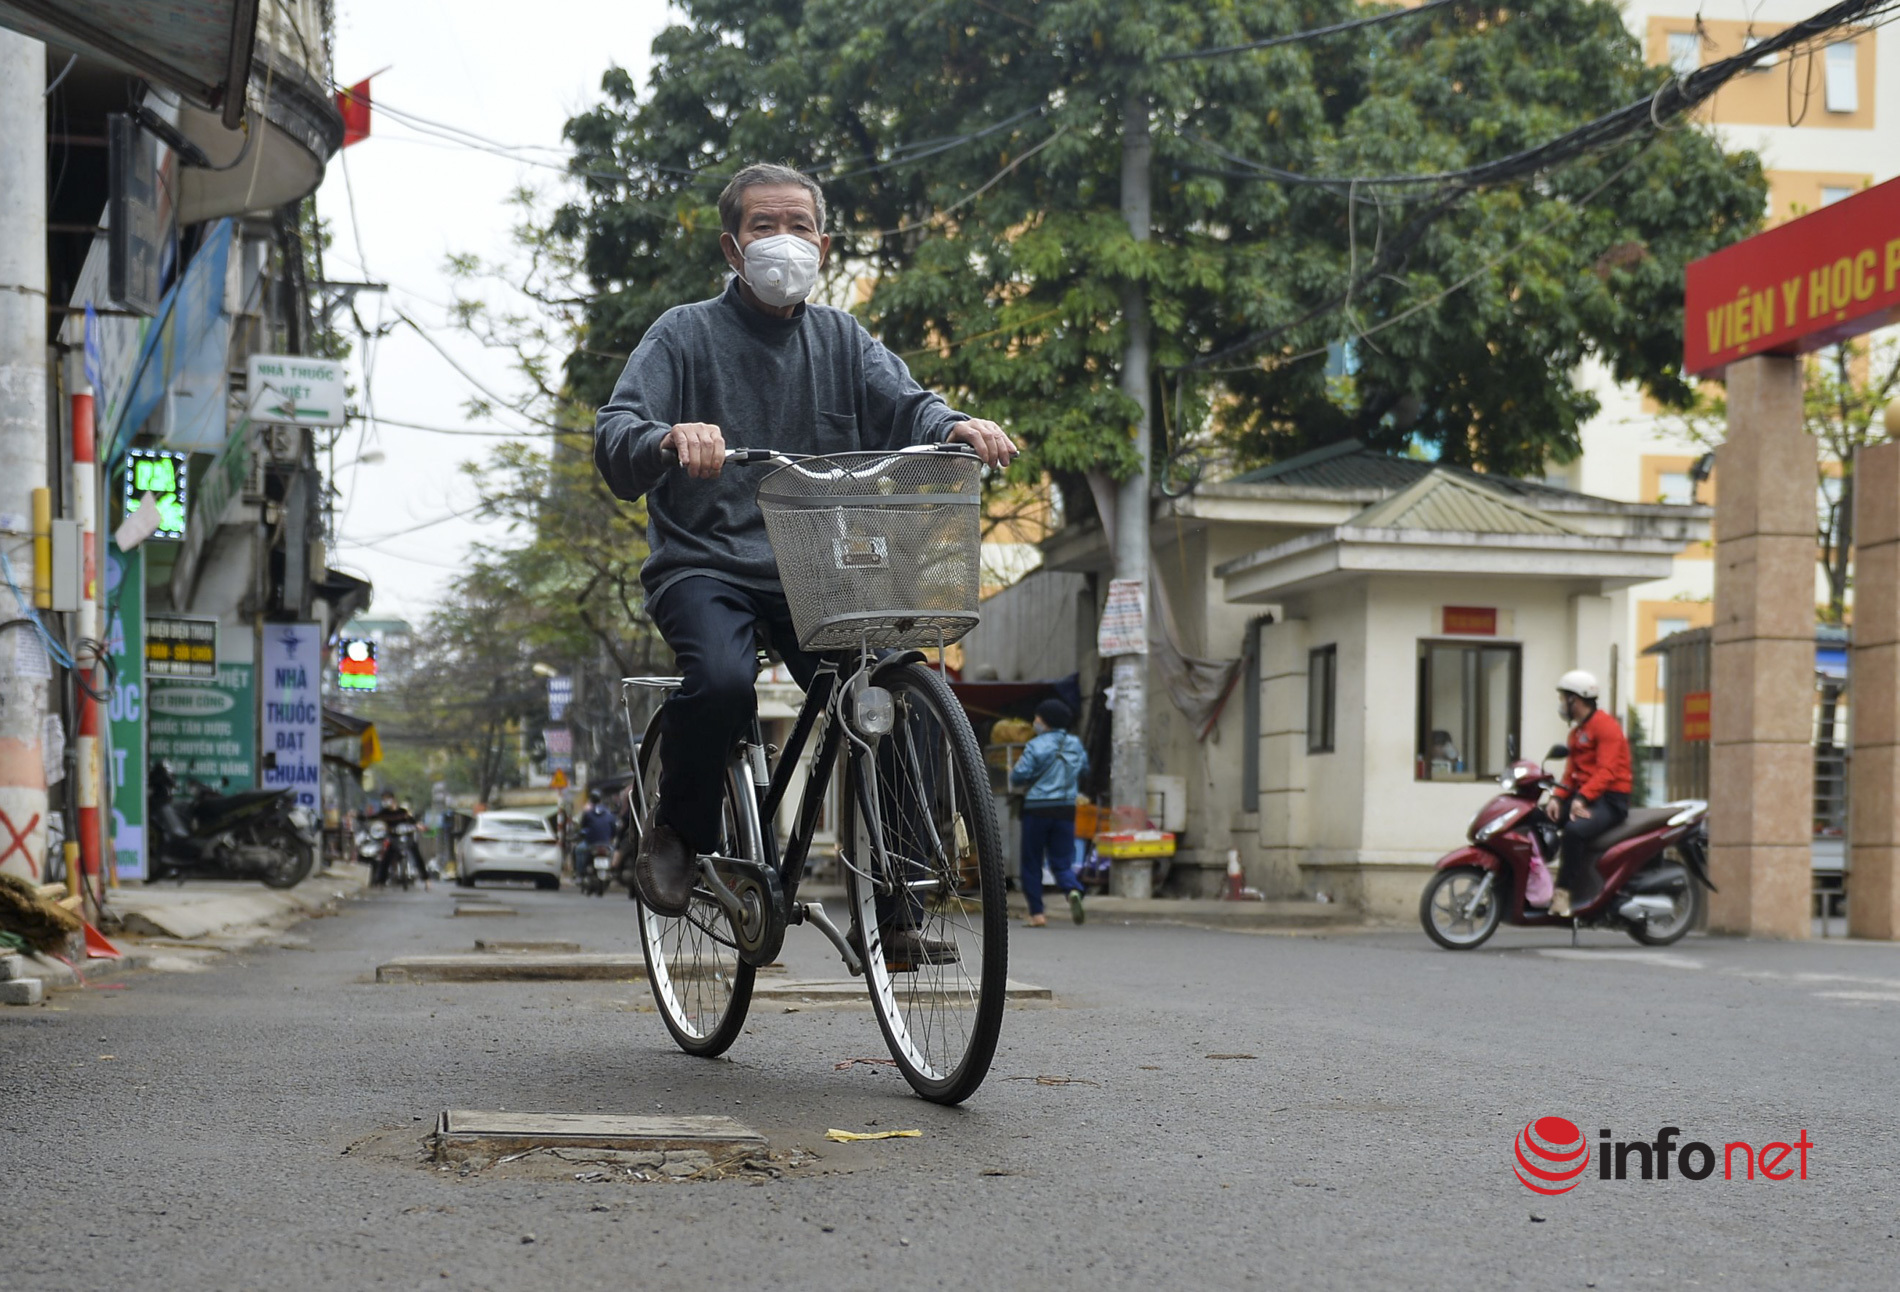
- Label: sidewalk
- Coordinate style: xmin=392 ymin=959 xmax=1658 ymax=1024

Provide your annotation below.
xmin=4 ymin=866 xmax=373 ymax=1000
xmin=108 ymin=864 xmax=373 ymax=942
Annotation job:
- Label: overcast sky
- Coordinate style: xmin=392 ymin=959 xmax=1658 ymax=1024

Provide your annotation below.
xmin=318 ymin=0 xmax=674 ymax=625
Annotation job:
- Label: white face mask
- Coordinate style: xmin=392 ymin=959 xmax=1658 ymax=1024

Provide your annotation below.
xmin=738 ymin=233 xmax=822 ymax=307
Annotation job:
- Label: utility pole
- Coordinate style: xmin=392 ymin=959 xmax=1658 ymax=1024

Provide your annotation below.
xmin=1109 ymin=88 xmax=1153 ymax=832
xmin=0 ymin=29 xmax=50 ymax=881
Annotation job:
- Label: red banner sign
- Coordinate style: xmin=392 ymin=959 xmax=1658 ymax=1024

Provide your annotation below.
xmin=1683 ymin=175 xmax=1900 ymax=377
xmin=1442 ymin=606 xmax=1497 ymax=636
xmin=1683 ymin=691 xmax=1712 ymax=743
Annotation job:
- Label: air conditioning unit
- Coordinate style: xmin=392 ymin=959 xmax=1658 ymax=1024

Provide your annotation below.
xmin=265 ymin=423 xmax=300 ymax=464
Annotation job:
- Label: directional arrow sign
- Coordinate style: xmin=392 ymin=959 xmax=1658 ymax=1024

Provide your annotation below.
xmin=247 ymin=354 xmax=346 ymax=428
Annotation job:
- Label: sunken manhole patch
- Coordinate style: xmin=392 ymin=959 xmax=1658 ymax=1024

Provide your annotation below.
xmin=450 ymin=903 xmax=517 ymax=918
xmin=751 ymin=978 xmax=1053 ymax=1004
xmin=432 ymin=1110 xmax=789 ymax=1182
xmin=377 ymin=954 xmax=648 ymax=983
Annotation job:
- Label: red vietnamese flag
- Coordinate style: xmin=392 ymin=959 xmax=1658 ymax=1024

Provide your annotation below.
xmin=336 ymin=78 xmax=371 ymax=148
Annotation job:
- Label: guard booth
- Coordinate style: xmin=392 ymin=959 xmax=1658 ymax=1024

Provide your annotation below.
xmin=1646 ymin=626 xmax=1851 ymax=925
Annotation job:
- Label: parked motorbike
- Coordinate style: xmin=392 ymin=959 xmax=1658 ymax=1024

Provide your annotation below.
xmin=353 ymin=820 xmax=382 ymax=868
xmin=147 ymin=761 xmax=318 ymax=889
xmin=580 ymin=842 xmax=614 ymax=897
xmin=1419 ymin=745 xmax=1714 ymax=950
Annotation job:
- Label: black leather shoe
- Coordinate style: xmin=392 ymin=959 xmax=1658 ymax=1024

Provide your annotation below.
xmin=634 ymin=823 xmax=695 ymax=917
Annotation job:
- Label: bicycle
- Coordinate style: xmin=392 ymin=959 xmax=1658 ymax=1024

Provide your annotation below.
xmin=620 ymin=443 xmax=1008 ymax=1105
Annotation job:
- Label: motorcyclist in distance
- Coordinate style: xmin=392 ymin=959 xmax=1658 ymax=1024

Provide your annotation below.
xmin=576 ymin=787 xmax=617 ymax=873
xmin=1544 ymin=670 xmax=1632 ymax=917
xmin=369 ymin=789 xmax=425 ymax=889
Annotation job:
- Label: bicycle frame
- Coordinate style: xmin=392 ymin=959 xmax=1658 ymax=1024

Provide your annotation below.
xmin=621 ymin=650 xmax=877 ymax=973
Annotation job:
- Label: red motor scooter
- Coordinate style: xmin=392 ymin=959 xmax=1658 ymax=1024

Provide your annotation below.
xmin=1419 ymin=745 xmax=1714 ymax=950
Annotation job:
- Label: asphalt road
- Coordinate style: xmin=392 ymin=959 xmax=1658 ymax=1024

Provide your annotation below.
xmin=3 ymin=879 xmax=1897 ymax=1291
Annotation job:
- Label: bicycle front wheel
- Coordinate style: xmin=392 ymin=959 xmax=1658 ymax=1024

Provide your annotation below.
xmin=634 ymin=723 xmax=757 ymax=1057
xmin=845 ymin=661 xmax=1007 ymax=1104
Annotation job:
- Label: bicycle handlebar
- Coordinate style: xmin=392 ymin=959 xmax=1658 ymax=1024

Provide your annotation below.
xmin=658 ymin=442 xmax=978 ymax=468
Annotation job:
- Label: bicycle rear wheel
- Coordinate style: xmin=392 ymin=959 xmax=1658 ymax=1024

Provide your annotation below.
xmin=845 ymin=661 xmax=1007 ymax=1104
xmin=634 ymin=724 xmax=757 ymax=1058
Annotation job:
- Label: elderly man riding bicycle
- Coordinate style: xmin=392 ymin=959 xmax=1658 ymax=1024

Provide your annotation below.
xmin=593 ymin=162 xmax=1016 ymax=957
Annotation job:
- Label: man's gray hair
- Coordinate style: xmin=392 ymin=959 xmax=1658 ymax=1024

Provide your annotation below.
xmin=717 ymin=163 xmax=827 ymax=236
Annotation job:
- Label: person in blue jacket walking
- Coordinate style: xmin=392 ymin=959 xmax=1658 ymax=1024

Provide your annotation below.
xmin=1010 ymin=698 xmax=1089 ymax=927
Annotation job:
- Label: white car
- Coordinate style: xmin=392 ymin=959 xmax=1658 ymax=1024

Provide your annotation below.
xmin=458 ymin=811 xmax=563 ymax=889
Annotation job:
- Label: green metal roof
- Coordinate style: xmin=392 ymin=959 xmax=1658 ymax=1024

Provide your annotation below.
xmin=1228 ymin=440 xmax=1574 ymax=503
xmin=1349 ymin=469 xmax=1584 ymax=536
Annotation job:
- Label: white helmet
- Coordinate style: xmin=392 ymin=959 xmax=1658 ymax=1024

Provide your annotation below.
xmin=1556 ymin=669 xmax=1600 ymax=700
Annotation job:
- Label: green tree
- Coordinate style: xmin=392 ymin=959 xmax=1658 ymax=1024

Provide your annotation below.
xmin=355 ymin=188 xmax=669 ymax=800
xmin=556 ymin=0 xmax=1764 ymax=482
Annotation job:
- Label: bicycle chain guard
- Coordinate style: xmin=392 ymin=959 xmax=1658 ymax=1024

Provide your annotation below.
xmin=697 ymin=856 xmax=787 ymax=968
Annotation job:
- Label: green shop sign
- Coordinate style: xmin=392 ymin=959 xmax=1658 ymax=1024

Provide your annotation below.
xmin=148 ymin=662 xmax=255 ymax=791
xmin=105 ymin=543 xmax=145 ymax=879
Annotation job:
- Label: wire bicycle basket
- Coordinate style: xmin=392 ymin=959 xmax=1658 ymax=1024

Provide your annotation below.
xmin=756 ymin=449 xmax=983 ymax=652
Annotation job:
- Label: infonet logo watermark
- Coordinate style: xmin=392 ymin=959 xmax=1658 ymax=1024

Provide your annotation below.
xmin=1514 ymin=1117 xmax=1813 ymax=1194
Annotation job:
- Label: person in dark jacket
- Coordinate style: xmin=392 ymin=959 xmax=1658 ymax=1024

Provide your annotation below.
xmin=574 ymin=788 xmax=617 ymax=874
xmin=592 ymin=163 xmax=1015 ymax=964
xmin=1010 ymin=698 xmax=1089 ymax=927
xmin=1544 ymin=669 xmax=1634 ymax=917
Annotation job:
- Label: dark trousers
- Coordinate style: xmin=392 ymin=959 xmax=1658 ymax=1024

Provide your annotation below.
xmin=1020 ymin=808 xmax=1081 ymax=916
xmin=1558 ymin=791 xmax=1629 ymax=898
xmin=649 ymin=576 xmax=820 ymax=854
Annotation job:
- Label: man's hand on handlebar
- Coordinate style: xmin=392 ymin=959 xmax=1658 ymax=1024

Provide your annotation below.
xmin=948 ymin=418 xmax=1018 ymax=469
xmin=661 ymin=418 xmax=1016 ymax=476
xmin=662 ymin=422 xmax=727 ymax=479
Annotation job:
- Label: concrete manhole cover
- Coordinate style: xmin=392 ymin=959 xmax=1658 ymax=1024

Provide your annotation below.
xmin=431 ymin=1110 xmax=798 ymax=1183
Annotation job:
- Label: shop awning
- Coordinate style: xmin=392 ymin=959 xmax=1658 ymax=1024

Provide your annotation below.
xmin=322 ymin=705 xmax=381 ymax=769
xmin=313 ymin=568 xmax=373 ymax=625
xmin=947 ymin=676 xmax=1083 ymax=721
xmin=0 ymin=0 xmax=259 ymax=128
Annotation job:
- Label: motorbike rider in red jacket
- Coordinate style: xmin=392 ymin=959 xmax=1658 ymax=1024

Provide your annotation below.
xmin=1544 ymin=670 xmax=1633 ymax=917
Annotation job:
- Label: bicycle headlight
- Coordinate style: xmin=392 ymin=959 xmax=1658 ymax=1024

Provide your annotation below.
xmin=852 ymin=685 xmax=894 ymax=736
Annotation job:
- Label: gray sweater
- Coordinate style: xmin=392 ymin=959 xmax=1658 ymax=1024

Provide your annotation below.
xmin=594 ymin=278 xmax=970 ymax=606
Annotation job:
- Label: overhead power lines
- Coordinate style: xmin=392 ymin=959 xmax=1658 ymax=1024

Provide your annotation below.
xmin=1161 ymin=0 xmax=1461 ymax=61
xmin=1192 ymin=0 xmax=1898 ymax=197
xmin=345 ymin=81 xmax=1049 ymax=194
xmin=1180 ymin=0 xmax=1900 ymax=371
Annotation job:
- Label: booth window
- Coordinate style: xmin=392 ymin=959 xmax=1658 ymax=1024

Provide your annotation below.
xmin=1416 ymin=642 xmax=1520 ymax=781
xmin=1307 ymin=645 xmax=1337 ymax=754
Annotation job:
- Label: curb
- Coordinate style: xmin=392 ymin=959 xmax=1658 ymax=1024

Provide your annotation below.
xmin=1004 ymin=894 xmax=1367 ymax=933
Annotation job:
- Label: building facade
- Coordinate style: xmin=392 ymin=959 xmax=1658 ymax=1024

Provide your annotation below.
xmin=0 ymin=2 xmax=356 ymax=892
xmin=1574 ymin=0 xmax=1900 ymax=755
xmin=963 ymin=445 xmax=1707 ymax=914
